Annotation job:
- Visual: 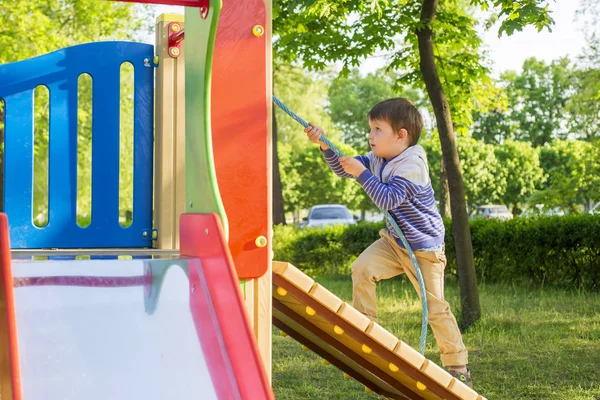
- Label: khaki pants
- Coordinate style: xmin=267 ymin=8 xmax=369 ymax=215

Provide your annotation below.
xmin=351 ymin=229 xmax=468 ymax=367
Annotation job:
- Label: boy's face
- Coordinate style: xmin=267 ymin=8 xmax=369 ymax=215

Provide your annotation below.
xmin=368 ymin=118 xmax=408 ymax=159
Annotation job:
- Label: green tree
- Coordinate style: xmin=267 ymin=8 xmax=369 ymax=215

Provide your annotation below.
xmin=279 ymin=142 xmax=361 ymax=217
xmin=472 ymin=58 xmax=576 ymax=146
xmin=274 ymin=64 xmax=343 ymax=221
xmin=494 ymin=140 xmax=544 ymax=214
xmin=0 ymin=1 xmax=148 ymax=63
xmin=272 ymin=103 xmax=286 ymax=225
xmin=426 ymin=137 xmax=544 ymax=215
xmin=274 ymin=0 xmax=554 ymax=328
xmin=456 ymin=136 xmax=505 ymax=209
xmin=566 ymin=67 xmax=600 ymax=141
xmin=278 ymin=143 xmax=302 ymax=220
xmin=533 ymin=139 xmax=600 ymax=211
xmin=274 ymin=64 xmax=341 ymax=149
xmin=327 ymin=69 xmax=427 ymax=152
xmin=502 ymin=58 xmax=573 ymax=146
xmin=568 ymin=1 xmax=600 ymax=143
xmin=420 ymin=135 xmax=443 ymax=198
xmin=471 ymin=86 xmax=515 ymax=144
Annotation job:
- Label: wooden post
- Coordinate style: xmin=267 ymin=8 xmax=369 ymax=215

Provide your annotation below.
xmin=242 ymin=264 xmax=272 ymax=384
xmin=154 ymin=14 xmax=186 ymax=250
xmin=257 ymin=0 xmax=273 ymax=381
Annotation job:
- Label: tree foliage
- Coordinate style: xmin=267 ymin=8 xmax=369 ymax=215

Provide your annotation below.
xmin=566 ymin=67 xmax=600 ymax=141
xmin=274 ymin=64 xmax=341 ymax=149
xmin=327 ymin=69 xmax=429 ymax=152
xmin=327 ymin=69 xmax=395 ymax=153
xmin=534 ymin=139 xmax=600 ymax=211
xmin=274 ymin=0 xmax=495 ymax=132
xmin=457 ymin=136 xmax=505 ymax=208
xmin=0 ymin=0 xmax=149 ymax=64
xmin=279 ymin=143 xmax=361 ymax=215
xmin=472 ymin=57 xmax=574 ymax=146
xmin=274 ymin=0 xmax=553 ymax=130
xmin=505 ymin=58 xmax=573 ymax=146
xmin=470 ymin=85 xmax=512 ymax=144
xmin=493 ymin=139 xmax=544 ymax=213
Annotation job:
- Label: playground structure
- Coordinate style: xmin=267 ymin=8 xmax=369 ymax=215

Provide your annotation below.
xmin=0 ymin=0 xmax=485 ymax=398
xmin=0 ymin=2 xmax=274 ymax=397
xmin=273 ymin=262 xmax=482 ymax=400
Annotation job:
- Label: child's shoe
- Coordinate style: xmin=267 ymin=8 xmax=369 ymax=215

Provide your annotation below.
xmin=448 ymin=368 xmax=472 ymax=389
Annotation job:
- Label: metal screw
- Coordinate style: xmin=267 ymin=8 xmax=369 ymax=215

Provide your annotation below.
xmin=142 ymin=231 xmax=148 ymax=237
xmin=252 ymin=25 xmax=265 ymax=37
xmin=191 ymin=284 xmax=195 ymax=293
xmin=189 ymin=201 xmax=193 ymax=207
xmin=204 ymin=228 xmax=209 ymax=236
xmin=143 ymin=58 xmax=150 ymax=67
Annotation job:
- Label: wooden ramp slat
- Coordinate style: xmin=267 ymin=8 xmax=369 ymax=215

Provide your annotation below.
xmin=272 ymin=261 xmax=485 ymax=400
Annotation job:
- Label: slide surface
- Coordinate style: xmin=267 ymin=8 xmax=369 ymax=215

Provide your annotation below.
xmin=272 ymin=261 xmax=485 ymax=400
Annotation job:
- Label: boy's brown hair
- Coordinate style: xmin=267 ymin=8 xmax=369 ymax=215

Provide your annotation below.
xmin=367 ymin=98 xmax=424 ymax=146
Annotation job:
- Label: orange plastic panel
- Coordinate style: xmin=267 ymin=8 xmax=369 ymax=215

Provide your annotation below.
xmin=211 ymin=0 xmax=269 ymax=279
xmin=0 ymin=214 xmax=21 ymax=400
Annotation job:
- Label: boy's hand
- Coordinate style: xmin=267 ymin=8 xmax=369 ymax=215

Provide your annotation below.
xmin=304 ymin=123 xmax=329 ymax=150
xmin=339 ymin=157 xmax=366 ymax=177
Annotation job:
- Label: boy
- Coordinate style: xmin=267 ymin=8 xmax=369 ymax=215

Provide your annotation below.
xmin=304 ymin=98 xmax=472 ymax=387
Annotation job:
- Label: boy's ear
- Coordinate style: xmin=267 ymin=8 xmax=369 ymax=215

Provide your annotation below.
xmin=397 ymin=128 xmax=408 ymax=140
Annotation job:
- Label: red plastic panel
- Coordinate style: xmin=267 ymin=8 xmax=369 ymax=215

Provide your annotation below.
xmin=111 ymin=0 xmax=207 ymax=7
xmin=180 ymin=213 xmax=274 ymax=400
xmin=188 ymin=261 xmax=241 ymax=399
xmin=211 ymin=0 xmax=269 ymax=279
xmin=0 ymin=213 xmax=22 ymax=400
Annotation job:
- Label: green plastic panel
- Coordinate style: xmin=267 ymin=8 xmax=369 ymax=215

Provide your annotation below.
xmin=184 ymin=2 xmax=229 ymax=237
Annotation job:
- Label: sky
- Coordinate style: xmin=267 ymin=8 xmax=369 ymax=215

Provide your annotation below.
xmin=148 ymin=0 xmax=587 ymax=77
xmin=480 ymin=0 xmax=586 ymax=76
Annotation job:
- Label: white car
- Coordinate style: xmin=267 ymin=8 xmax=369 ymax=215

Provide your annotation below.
xmin=470 ymin=205 xmax=513 ymax=221
xmin=304 ymin=204 xmax=358 ymax=228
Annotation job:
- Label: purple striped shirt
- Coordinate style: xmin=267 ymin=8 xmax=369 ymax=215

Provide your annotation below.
xmin=322 ymin=148 xmax=445 ymax=250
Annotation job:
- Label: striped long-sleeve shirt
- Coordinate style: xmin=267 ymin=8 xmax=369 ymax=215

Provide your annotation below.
xmin=322 ymin=146 xmax=445 ymax=250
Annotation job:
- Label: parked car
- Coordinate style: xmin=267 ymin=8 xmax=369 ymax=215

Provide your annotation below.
xmin=470 ymin=205 xmax=513 ymax=220
xmin=303 ymin=204 xmax=358 ymax=227
xmin=522 ymin=204 xmax=570 ymax=217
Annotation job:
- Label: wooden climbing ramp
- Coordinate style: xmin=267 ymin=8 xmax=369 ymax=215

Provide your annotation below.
xmin=272 ymin=261 xmax=485 ymax=400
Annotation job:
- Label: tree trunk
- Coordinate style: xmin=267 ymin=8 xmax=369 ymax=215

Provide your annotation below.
xmin=417 ymin=0 xmax=481 ymax=330
xmin=439 ymin=158 xmax=451 ymax=218
xmin=272 ymin=105 xmax=286 ymax=225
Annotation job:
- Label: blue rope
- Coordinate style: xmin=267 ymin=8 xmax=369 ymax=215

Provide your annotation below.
xmin=273 ymin=95 xmax=429 ymax=355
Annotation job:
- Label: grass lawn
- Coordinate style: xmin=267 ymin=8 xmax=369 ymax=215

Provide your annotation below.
xmin=272 ymin=276 xmax=600 ymax=400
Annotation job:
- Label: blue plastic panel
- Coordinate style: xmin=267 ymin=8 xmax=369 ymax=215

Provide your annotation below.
xmin=0 ymin=42 xmax=154 ymax=248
